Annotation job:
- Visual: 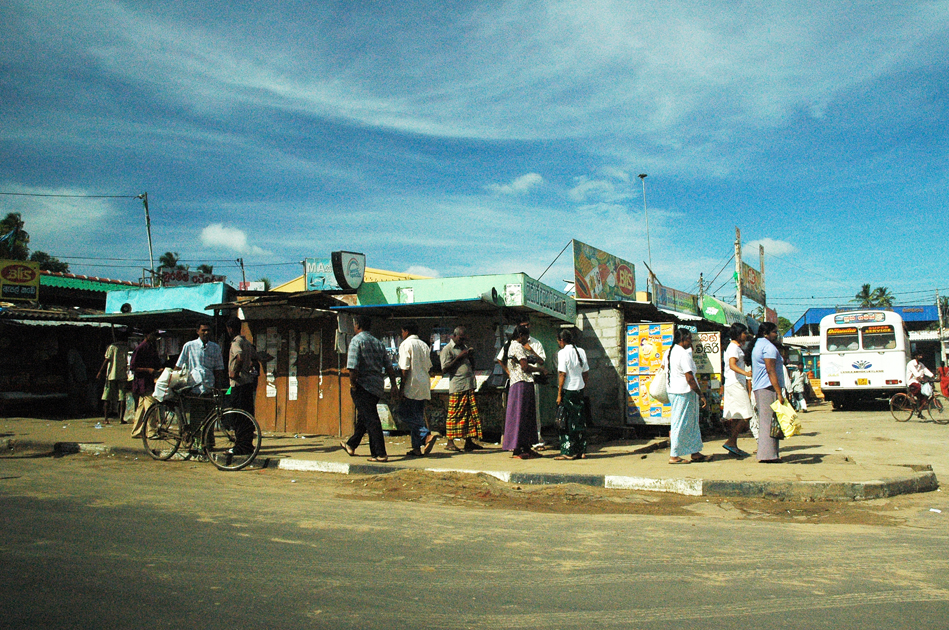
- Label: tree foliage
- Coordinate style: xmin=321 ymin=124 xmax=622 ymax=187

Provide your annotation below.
xmin=851 ymin=284 xmax=895 ymax=308
xmin=158 ymin=251 xmax=186 ymax=270
xmin=196 ymin=263 xmax=214 ymax=274
xmin=0 ymin=212 xmax=70 ymax=272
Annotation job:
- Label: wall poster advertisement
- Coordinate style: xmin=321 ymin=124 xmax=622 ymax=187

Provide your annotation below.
xmin=626 ymin=323 xmax=673 ymax=424
xmin=740 ymin=261 xmax=766 ymax=306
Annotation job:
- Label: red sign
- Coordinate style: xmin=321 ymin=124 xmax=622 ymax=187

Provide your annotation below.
xmin=616 ymin=264 xmax=635 ymax=296
xmin=1 ymin=263 xmax=37 ymax=284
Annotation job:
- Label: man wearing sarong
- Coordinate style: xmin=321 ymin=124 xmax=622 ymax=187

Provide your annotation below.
xmin=439 ymin=326 xmax=483 ymax=452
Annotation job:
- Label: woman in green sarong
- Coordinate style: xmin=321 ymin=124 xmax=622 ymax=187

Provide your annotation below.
xmin=555 ymin=329 xmax=590 ymax=460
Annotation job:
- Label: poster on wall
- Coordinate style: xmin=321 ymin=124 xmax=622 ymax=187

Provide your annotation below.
xmin=691 ymin=331 xmax=723 ymax=424
xmin=573 ymin=240 xmax=636 ymax=301
xmin=740 ymin=261 xmax=766 ymax=306
xmin=626 ymin=323 xmax=674 ymax=424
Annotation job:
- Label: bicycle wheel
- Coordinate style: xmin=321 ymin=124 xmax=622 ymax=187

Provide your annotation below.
xmin=202 ymin=408 xmax=262 ymax=471
xmin=889 ymin=393 xmax=914 ymax=422
xmin=928 ymin=395 xmax=949 ymax=425
xmin=142 ymin=403 xmax=183 ymax=460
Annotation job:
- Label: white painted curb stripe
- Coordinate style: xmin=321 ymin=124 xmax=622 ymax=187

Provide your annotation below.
xmin=605 ymin=475 xmax=704 ymax=496
xmin=277 ymin=459 xmax=351 ymax=474
xmin=425 ymin=468 xmax=512 ymax=483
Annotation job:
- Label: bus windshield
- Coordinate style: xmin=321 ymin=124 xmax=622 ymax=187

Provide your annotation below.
xmin=862 ymin=325 xmax=896 ymax=350
xmin=826 ymin=327 xmax=859 ymax=352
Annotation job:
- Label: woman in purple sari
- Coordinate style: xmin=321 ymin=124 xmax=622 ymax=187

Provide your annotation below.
xmin=502 ymin=325 xmax=548 ymax=459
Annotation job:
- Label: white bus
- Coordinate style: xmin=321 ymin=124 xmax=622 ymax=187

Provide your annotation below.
xmin=819 ymin=310 xmax=910 ymax=408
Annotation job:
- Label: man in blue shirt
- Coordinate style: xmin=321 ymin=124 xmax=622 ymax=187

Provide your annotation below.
xmin=340 ymin=315 xmax=400 ymax=462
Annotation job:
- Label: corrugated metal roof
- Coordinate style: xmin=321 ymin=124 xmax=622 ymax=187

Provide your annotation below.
xmin=41 ymin=272 xmax=138 ymax=293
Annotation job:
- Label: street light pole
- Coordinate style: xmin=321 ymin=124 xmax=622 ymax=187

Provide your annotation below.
xmin=137 ymin=192 xmax=155 ymax=286
xmin=638 ymin=174 xmax=652 ymax=290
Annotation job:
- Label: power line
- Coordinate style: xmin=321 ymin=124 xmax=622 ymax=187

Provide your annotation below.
xmin=0 ymin=192 xmax=139 ymax=199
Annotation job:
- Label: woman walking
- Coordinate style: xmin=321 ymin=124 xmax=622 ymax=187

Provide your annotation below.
xmin=555 ymin=329 xmax=589 ymax=461
xmin=666 ymin=328 xmax=708 ymax=464
xmin=502 ymin=325 xmax=548 ymax=459
xmin=722 ymin=322 xmax=753 ymax=458
xmin=750 ymin=322 xmax=785 ymax=463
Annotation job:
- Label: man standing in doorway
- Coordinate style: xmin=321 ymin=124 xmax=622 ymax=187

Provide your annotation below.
xmin=399 ymin=321 xmax=437 ymax=457
xmin=341 ymin=316 xmax=400 ymax=462
xmin=440 ymin=325 xmax=483 ymax=452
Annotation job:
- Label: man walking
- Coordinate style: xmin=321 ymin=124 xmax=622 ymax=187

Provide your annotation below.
xmin=341 ymin=316 xmax=400 ymax=462
xmin=439 ymin=326 xmax=483 ymax=452
xmin=96 ymin=332 xmax=130 ymax=425
xmin=398 ymin=321 xmax=436 ymax=457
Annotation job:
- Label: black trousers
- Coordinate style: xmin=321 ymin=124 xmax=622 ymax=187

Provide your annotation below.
xmin=225 ymin=383 xmax=257 ymax=454
xmin=346 ymin=385 xmax=387 ymax=458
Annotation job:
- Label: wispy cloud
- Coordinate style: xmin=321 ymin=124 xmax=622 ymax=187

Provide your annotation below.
xmin=744 ymin=238 xmax=797 ymax=257
xmin=486 ymin=173 xmax=544 ymax=195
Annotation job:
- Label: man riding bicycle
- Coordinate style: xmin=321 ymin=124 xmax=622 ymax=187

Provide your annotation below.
xmin=907 ymin=350 xmax=935 ymax=418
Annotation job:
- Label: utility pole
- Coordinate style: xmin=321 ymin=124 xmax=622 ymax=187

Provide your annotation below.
xmin=137 ymin=192 xmax=155 ymax=286
xmin=638 ymin=174 xmax=652 ymax=292
xmin=938 ymin=288 xmax=946 ymax=365
xmin=237 ymin=258 xmax=246 ymax=287
xmin=734 ymin=226 xmax=742 ymax=312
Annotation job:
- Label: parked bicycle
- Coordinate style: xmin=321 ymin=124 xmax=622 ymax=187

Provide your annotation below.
xmin=889 ymin=378 xmax=948 ymax=424
xmin=142 ymin=388 xmax=262 ymax=471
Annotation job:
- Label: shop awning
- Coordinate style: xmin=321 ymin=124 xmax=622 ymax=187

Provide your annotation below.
xmin=2 ymin=318 xmax=113 ymax=328
xmin=332 ymin=297 xmax=509 ymax=320
xmin=79 ymin=308 xmax=212 ymax=329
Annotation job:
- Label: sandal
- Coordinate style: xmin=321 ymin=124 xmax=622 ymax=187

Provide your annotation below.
xmin=444 ymin=442 xmax=462 ymax=452
xmin=340 ymin=441 xmax=356 ymax=457
xmin=366 ymin=456 xmax=389 ymax=463
xmin=668 ymin=457 xmax=689 ymax=464
xmin=690 ymin=453 xmax=710 ymax=463
xmin=554 ymin=455 xmax=578 ymax=460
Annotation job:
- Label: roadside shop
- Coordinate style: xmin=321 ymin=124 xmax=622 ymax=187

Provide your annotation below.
xmin=334 ymin=273 xmax=576 ymax=437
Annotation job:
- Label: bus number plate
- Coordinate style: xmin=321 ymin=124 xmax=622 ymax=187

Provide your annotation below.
xmin=857 ymin=378 xmax=869 ymax=386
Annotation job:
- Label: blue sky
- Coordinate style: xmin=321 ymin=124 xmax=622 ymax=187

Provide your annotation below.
xmin=3 ymin=0 xmax=948 ymax=322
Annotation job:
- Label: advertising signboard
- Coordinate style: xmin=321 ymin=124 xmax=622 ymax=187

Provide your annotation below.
xmin=0 ymin=260 xmax=40 ymax=301
xmin=653 ymin=282 xmax=700 ymax=317
xmin=305 ymin=251 xmax=366 ymax=293
xmin=572 ymin=240 xmax=636 ymax=301
xmin=740 ymin=261 xmax=766 ymax=306
xmin=159 ymin=268 xmax=227 ymax=287
xmin=626 ymin=323 xmax=673 ymax=423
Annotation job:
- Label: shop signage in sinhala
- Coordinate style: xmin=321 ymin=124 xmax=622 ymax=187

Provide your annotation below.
xmin=572 ymin=240 xmax=636 ymax=301
xmin=653 ymin=282 xmax=700 ymax=317
xmin=159 ymin=268 xmax=227 ymax=287
xmin=0 ymin=260 xmax=40 ymax=301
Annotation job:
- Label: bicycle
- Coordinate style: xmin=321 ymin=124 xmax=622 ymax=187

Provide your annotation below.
xmin=889 ymin=379 xmax=948 ymax=424
xmin=141 ymin=388 xmax=262 ymax=471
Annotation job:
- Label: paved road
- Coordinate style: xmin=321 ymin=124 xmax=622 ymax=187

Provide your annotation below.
xmin=2 ymin=453 xmax=949 ymax=629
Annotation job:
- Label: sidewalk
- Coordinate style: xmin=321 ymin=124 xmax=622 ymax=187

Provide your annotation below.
xmin=0 ymin=404 xmax=939 ymax=501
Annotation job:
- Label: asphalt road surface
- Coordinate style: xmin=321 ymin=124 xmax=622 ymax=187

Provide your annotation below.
xmin=2 ymin=451 xmax=949 ymax=629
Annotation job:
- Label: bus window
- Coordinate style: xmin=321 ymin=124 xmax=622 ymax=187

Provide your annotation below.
xmin=862 ymin=325 xmax=896 ymax=350
xmin=826 ymin=327 xmax=859 ymax=352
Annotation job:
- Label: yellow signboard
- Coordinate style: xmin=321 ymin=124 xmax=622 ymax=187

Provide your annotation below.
xmin=0 ymin=260 xmax=40 ymax=301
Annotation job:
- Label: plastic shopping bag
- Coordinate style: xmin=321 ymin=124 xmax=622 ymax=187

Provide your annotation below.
xmin=647 ymin=367 xmax=670 ymax=404
xmin=770 ymin=399 xmax=802 ymax=438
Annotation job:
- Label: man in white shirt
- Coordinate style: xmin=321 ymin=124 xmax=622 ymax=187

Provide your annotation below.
xmin=907 ymin=351 xmax=934 ymax=410
xmin=399 ymin=321 xmax=436 ymax=456
xmin=176 ymin=322 xmax=225 ymax=427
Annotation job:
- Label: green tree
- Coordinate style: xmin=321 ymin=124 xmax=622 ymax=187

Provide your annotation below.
xmin=196 ymin=264 xmax=214 ymax=274
xmin=258 ymin=277 xmax=271 ymax=291
xmin=0 ymin=212 xmax=31 ymax=260
xmin=871 ymin=286 xmax=895 ymax=307
xmin=777 ymin=316 xmax=792 ymax=335
xmin=0 ymin=212 xmax=69 ymax=272
xmin=158 ymin=251 xmax=186 ymax=270
xmin=852 ymin=284 xmax=874 ymax=307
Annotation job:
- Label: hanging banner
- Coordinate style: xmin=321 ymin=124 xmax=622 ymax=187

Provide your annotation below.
xmin=0 ymin=260 xmax=40 ymax=301
xmin=572 ymin=240 xmax=636 ymax=301
xmin=653 ymin=283 xmax=700 ymax=317
xmin=740 ymin=261 xmax=766 ymax=306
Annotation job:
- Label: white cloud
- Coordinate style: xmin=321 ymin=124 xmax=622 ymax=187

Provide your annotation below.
xmin=486 ymin=173 xmax=544 ymax=195
xmin=403 ymin=265 xmax=440 ymax=278
xmin=200 ymin=223 xmax=269 ymax=255
xmin=744 ymin=238 xmax=797 ymax=257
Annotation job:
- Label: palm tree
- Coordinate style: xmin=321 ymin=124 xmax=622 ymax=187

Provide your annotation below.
xmin=0 ymin=212 xmax=30 ymax=260
xmin=852 ymin=284 xmax=874 ymax=307
xmin=157 ymin=251 xmax=186 ymax=270
xmin=871 ymin=286 xmax=895 ymax=307
xmin=196 ymin=264 xmax=214 ymax=274
xmin=258 ymin=277 xmax=271 ymax=291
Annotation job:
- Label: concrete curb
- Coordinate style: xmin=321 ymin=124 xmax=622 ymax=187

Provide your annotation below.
xmin=4 ymin=438 xmax=939 ymax=501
